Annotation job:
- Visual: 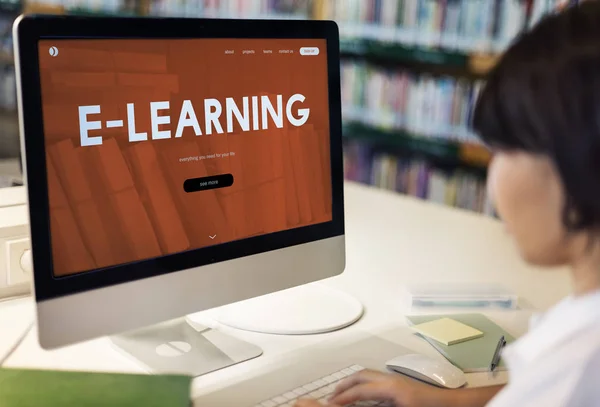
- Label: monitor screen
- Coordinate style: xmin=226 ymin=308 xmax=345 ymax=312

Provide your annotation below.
xmin=37 ymin=38 xmax=332 ymax=278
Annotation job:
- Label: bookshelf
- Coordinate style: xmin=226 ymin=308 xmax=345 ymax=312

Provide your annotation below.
xmin=0 ymin=0 xmax=19 ymax=161
xmin=0 ymin=0 xmax=140 ymax=167
xmin=340 ymin=38 xmax=499 ymax=77
xmin=0 ymin=0 xmax=584 ymax=209
xmin=343 ymin=122 xmax=490 ymax=169
xmin=313 ymin=0 xmax=584 ymax=216
xmin=146 ymin=0 xmax=311 ymax=19
xmin=325 ymin=0 xmax=500 ymax=215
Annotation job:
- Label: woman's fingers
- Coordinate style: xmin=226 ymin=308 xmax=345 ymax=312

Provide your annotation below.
xmin=293 ymin=399 xmax=322 ymax=407
xmin=330 ymin=381 xmax=395 ymax=406
xmin=294 ymin=399 xmax=339 ymax=407
xmin=332 ymin=369 xmax=390 ymax=396
xmin=295 ymin=370 xmax=402 ymax=407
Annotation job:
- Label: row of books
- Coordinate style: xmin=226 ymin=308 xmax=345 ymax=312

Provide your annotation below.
xmin=0 ymin=65 xmax=16 ymax=111
xmin=324 ymin=0 xmax=525 ymax=53
xmin=341 ymin=61 xmax=483 ymax=144
xmin=149 ymin=0 xmax=310 ymax=18
xmin=343 ymin=139 xmax=494 ymax=216
xmin=0 ymin=0 xmax=20 ymax=10
xmin=325 ymin=0 xmax=585 ymax=53
xmin=0 ymin=14 xmax=13 ymax=57
xmin=27 ymin=0 xmax=126 ymax=12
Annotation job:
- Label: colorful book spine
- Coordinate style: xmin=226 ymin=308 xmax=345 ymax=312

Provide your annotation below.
xmin=327 ymin=0 xmax=529 ymax=53
xmin=496 ymin=0 xmax=527 ymax=50
xmin=149 ymin=0 xmax=310 ymax=18
xmin=340 ymin=61 xmax=481 ymax=143
xmin=343 ymin=140 xmax=492 ymax=216
xmin=441 ymin=0 xmax=462 ymax=49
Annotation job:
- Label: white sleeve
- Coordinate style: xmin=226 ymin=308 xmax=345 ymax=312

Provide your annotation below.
xmin=563 ymin=348 xmax=600 ymax=407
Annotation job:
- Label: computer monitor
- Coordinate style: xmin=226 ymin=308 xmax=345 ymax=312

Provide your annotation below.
xmin=13 ymin=15 xmax=347 ymax=373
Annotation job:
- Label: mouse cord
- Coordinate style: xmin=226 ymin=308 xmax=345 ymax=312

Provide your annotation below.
xmin=0 ymin=321 xmax=34 ymax=367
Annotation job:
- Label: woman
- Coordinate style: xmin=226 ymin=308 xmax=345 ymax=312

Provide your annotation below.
xmin=296 ymin=2 xmax=600 ymax=406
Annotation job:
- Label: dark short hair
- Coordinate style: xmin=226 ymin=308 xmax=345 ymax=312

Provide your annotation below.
xmin=472 ymin=1 xmax=600 ymax=231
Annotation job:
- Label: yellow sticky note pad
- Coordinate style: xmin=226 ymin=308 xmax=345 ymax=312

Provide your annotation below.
xmin=412 ymin=317 xmax=483 ymax=346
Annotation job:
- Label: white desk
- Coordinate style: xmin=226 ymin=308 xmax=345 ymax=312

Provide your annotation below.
xmin=0 ymin=182 xmax=572 ymax=402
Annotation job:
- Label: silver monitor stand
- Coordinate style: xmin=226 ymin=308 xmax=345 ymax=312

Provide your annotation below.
xmin=111 ymin=317 xmax=262 ymax=377
xmin=110 ymin=284 xmax=363 ymax=377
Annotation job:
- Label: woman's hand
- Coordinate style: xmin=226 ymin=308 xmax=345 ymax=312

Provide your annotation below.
xmin=294 ymin=369 xmax=502 ymax=407
xmin=294 ymin=369 xmax=449 ymax=407
xmin=294 ymin=400 xmax=339 ymax=407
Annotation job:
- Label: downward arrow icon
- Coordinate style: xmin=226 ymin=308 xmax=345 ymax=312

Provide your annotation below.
xmin=209 ymin=235 xmax=216 ymax=239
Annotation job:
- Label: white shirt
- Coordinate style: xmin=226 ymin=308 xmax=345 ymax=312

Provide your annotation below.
xmin=487 ymin=290 xmax=600 ymax=407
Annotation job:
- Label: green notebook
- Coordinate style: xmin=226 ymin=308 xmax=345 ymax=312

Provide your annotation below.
xmin=406 ymin=313 xmax=515 ymax=373
xmin=0 ymin=368 xmax=192 ymax=407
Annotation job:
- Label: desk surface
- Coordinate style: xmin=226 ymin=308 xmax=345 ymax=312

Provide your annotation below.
xmin=0 ymin=182 xmax=572 ymax=401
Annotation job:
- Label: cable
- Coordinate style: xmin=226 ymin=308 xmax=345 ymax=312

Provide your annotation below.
xmin=0 ymin=321 xmax=34 ymax=367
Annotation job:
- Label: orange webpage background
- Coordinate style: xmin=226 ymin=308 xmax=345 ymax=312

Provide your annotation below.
xmin=38 ymin=38 xmax=332 ymax=277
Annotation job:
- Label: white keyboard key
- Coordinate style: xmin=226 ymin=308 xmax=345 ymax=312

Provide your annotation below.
xmin=263 ymin=366 xmax=368 ymax=407
xmin=323 ymin=375 xmax=338 ymax=384
xmin=321 ymin=384 xmax=337 ymax=394
xmin=292 ymin=387 xmax=308 ymax=396
xmin=282 ymin=392 xmax=297 ymax=401
xmin=309 ymin=388 xmax=327 ymax=398
xmin=272 ymin=396 xmax=288 ymax=404
xmin=302 ymin=382 xmax=319 ymax=392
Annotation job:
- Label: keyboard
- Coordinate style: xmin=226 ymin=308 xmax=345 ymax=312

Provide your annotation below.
xmin=253 ymin=365 xmax=393 ymax=407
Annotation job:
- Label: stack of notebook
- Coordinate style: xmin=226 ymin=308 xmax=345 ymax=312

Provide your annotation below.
xmin=407 ymin=313 xmax=515 ymax=372
xmin=404 ymin=283 xmax=518 ymax=309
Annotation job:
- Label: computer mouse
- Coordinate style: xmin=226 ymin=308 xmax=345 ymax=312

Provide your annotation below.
xmin=385 ymin=354 xmax=467 ymax=389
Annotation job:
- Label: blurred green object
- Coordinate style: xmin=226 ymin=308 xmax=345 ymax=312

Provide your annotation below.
xmin=0 ymin=368 xmax=192 ymax=407
xmin=67 ymin=7 xmax=139 ymax=17
xmin=340 ymin=39 xmax=469 ymax=68
xmin=342 ymin=122 xmax=489 ymax=171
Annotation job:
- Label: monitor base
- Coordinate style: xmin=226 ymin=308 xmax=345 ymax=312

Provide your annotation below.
xmin=110 ymin=318 xmax=262 ymax=377
xmin=212 ymin=283 xmax=364 ymax=335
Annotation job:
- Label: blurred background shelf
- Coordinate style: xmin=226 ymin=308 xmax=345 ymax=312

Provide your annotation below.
xmin=0 ymin=106 xmax=19 ymax=161
xmin=343 ymin=121 xmax=490 ymax=170
xmin=342 ymin=39 xmax=467 ymax=68
xmin=340 ymin=38 xmax=499 ymax=77
xmin=0 ymin=0 xmax=21 ymax=14
xmin=0 ymin=50 xmax=12 ymax=64
xmin=0 ymin=0 xmax=581 ymax=216
xmin=67 ymin=7 xmax=138 ymax=16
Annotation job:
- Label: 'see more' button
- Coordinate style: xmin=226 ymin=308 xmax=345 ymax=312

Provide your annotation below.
xmin=184 ymin=174 xmax=234 ymax=193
